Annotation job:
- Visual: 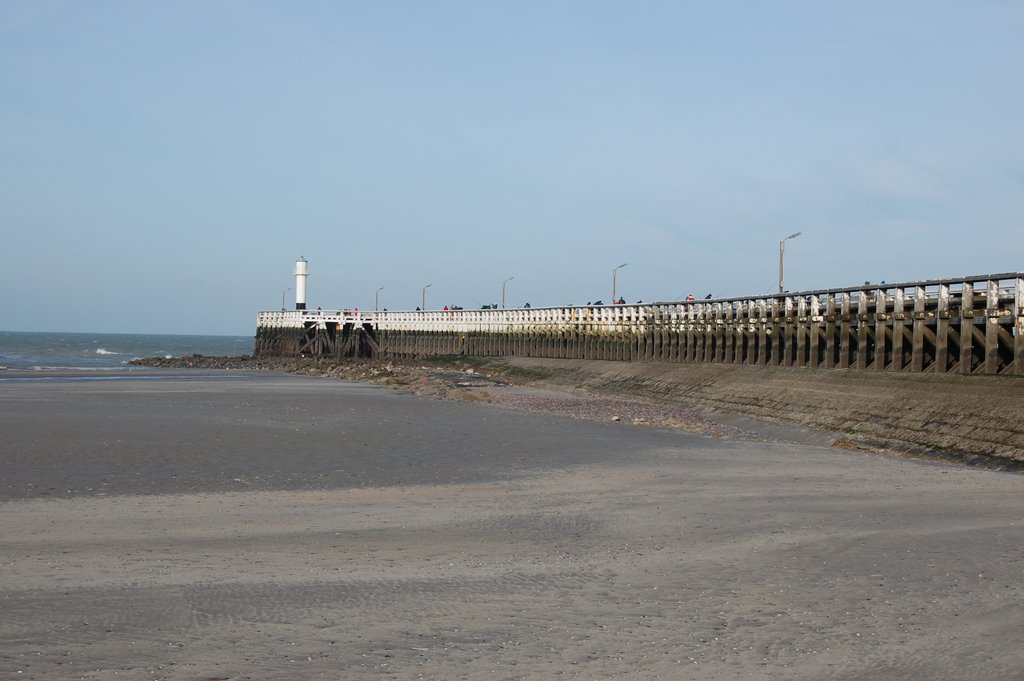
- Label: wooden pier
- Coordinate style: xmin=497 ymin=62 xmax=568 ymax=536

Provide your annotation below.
xmin=254 ymin=273 xmax=1024 ymax=376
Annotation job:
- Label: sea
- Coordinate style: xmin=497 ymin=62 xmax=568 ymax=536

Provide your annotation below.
xmin=0 ymin=331 xmax=253 ymax=371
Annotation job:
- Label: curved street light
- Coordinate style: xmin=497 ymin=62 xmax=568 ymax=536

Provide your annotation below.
xmin=281 ymin=287 xmax=291 ymax=311
xmin=779 ymin=232 xmax=802 ymax=293
xmin=375 ymin=286 xmax=384 ymax=311
xmin=612 ymin=262 xmax=628 ymax=303
xmin=422 ymin=283 xmax=432 ymax=310
xmin=502 ymin=276 xmax=514 ymax=309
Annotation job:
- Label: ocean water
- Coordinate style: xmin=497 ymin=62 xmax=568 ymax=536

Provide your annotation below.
xmin=0 ymin=331 xmax=254 ymax=370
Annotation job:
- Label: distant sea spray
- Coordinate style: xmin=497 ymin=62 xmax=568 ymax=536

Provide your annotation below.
xmin=0 ymin=331 xmax=252 ymax=370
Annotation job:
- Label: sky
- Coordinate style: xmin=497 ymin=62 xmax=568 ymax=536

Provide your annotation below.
xmin=1 ymin=1 xmax=1021 ymax=335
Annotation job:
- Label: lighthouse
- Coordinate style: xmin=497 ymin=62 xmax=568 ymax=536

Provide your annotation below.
xmin=294 ymin=256 xmax=309 ymax=310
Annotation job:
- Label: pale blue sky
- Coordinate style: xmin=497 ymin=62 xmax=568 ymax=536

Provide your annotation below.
xmin=1 ymin=1 xmax=1021 ymax=335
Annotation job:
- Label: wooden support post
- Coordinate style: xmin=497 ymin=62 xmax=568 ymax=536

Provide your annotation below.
xmin=808 ymin=295 xmax=821 ymax=368
xmin=984 ymin=279 xmax=1000 ymax=375
xmin=891 ymin=288 xmax=906 ymax=371
xmin=675 ymin=311 xmax=684 ymax=362
xmin=757 ymin=300 xmax=768 ymax=366
xmin=677 ymin=311 xmax=685 ymax=362
xmin=635 ymin=311 xmax=644 ymax=362
xmin=681 ymin=308 xmax=691 ymax=362
xmin=696 ymin=319 xmax=707 ymax=364
xmin=737 ymin=304 xmax=747 ymax=365
xmin=703 ymin=306 xmax=715 ymax=364
xmin=604 ymin=317 xmax=613 ymax=361
xmin=911 ymin=286 xmax=926 ymax=372
xmin=959 ymin=281 xmax=975 ymax=374
xmin=856 ymin=291 xmax=869 ymax=370
xmin=657 ymin=324 xmax=667 ymax=362
xmin=673 ymin=311 xmax=680 ymax=362
xmin=731 ymin=303 xmax=740 ymax=364
xmin=935 ymin=284 xmax=950 ymax=373
xmin=782 ymin=296 xmax=795 ymax=367
xmin=825 ymin=294 xmax=837 ymax=369
xmin=688 ymin=310 xmax=699 ymax=363
xmin=1016 ymin=278 xmax=1024 ymax=376
xmin=610 ymin=310 xmax=620 ymax=361
xmin=688 ymin=316 xmax=696 ymax=362
xmin=662 ymin=312 xmax=671 ymax=362
xmin=657 ymin=313 xmax=666 ymax=362
xmin=693 ymin=315 xmax=702 ymax=363
xmin=795 ymin=295 xmax=807 ymax=367
xmin=651 ymin=317 xmax=659 ymax=360
xmin=641 ymin=310 xmax=650 ymax=361
xmin=771 ymin=298 xmax=782 ymax=366
xmin=722 ymin=303 xmax=733 ymax=364
xmin=839 ymin=292 xmax=852 ymax=369
xmin=738 ymin=302 xmax=750 ymax=365
xmin=737 ymin=302 xmax=748 ymax=365
xmin=609 ymin=311 xmax=616 ymax=361
xmin=683 ymin=317 xmax=693 ymax=363
xmin=874 ymin=288 xmax=888 ymax=371
xmin=732 ymin=325 xmax=742 ymax=365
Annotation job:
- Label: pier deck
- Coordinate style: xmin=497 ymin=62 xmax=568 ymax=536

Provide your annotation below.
xmin=255 ymin=272 xmax=1024 ymax=376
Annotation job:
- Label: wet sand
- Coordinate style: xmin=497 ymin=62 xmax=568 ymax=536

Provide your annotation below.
xmin=1 ymin=370 xmax=1022 ymax=680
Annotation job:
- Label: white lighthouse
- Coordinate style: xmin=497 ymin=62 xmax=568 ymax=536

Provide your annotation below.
xmin=294 ymin=256 xmax=309 ymax=310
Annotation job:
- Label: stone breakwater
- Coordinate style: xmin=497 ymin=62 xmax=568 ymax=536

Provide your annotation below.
xmin=130 ymin=354 xmax=1024 ymax=469
xmin=504 ymin=357 xmax=1024 ymax=469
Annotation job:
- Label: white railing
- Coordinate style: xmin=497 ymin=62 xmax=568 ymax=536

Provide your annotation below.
xmin=257 ymin=272 xmax=1024 ymax=334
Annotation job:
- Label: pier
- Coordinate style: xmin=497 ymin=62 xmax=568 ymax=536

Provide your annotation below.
xmin=255 ymin=272 xmax=1024 ymax=376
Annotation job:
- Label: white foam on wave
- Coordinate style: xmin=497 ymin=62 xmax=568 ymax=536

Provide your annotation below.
xmin=95 ymin=348 xmax=120 ymax=356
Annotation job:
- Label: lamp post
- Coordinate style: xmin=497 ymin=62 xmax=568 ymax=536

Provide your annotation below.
xmin=281 ymin=287 xmax=291 ymax=311
xmin=422 ymin=284 xmax=432 ymax=310
xmin=502 ymin=276 xmax=514 ymax=309
xmin=375 ymin=287 xmax=384 ymax=311
xmin=612 ymin=262 xmax=628 ymax=303
xmin=778 ymin=232 xmax=802 ymax=293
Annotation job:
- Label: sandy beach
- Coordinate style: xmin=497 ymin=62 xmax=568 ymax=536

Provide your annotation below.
xmin=1 ymin=369 xmax=1022 ymax=680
